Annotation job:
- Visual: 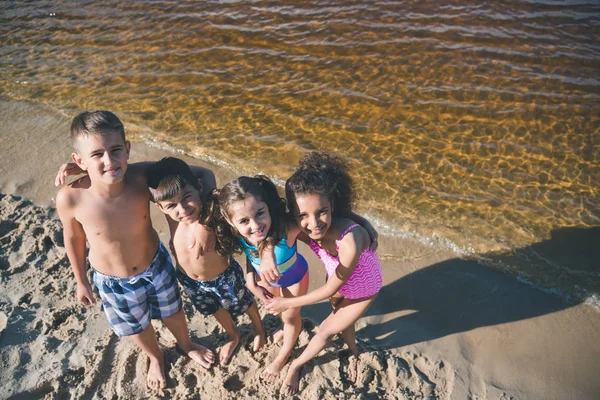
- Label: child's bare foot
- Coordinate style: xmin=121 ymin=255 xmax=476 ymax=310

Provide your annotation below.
xmin=270 ymin=328 xmax=284 ymax=344
xmin=219 ymin=335 xmax=240 ymax=366
xmin=179 ymin=342 xmax=215 ymax=369
xmin=146 ymin=355 xmax=167 ymax=391
xmin=281 ymin=364 xmax=301 ymax=396
xmin=261 ymin=356 xmax=287 ymax=381
xmin=253 ymin=332 xmax=267 ymax=353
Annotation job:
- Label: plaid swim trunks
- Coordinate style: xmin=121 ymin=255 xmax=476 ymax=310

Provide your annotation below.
xmin=176 ymin=258 xmax=254 ymax=317
xmin=92 ymin=242 xmax=182 ymax=337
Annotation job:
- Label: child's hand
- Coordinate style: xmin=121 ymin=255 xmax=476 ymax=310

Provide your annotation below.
xmin=190 ymin=224 xmax=215 ymax=258
xmin=76 ymin=282 xmax=96 ymax=306
xmin=264 ymin=296 xmax=288 ymax=315
xmin=55 ymin=162 xmax=85 ymax=186
xmin=258 ymin=247 xmax=280 ymax=286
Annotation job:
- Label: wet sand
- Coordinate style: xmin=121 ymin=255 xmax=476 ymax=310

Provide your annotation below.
xmin=1 ymin=99 xmax=599 ymax=399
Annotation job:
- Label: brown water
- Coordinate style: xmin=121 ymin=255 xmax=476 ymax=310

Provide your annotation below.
xmin=2 ymin=1 xmax=599 ymax=301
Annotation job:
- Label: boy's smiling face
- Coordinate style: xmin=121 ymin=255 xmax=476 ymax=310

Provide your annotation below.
xmin=72 ymin=131 xmax=130 ymax=185
xmin=157 ymin=184 xmax=203 ymax=224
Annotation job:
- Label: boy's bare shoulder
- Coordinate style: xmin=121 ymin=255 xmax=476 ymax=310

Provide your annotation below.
xmin=56 ymin=175 xmax=91 ymax=210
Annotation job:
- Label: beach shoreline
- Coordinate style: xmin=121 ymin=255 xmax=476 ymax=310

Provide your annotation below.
xmin=1 ymin=99 xmax=599 ymax=399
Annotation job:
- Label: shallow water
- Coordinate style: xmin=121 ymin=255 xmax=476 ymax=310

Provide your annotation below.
xmin=1 ymin=0 xmax=599 ymax=301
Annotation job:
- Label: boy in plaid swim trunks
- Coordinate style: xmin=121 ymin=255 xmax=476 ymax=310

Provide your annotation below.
xmin=91 ymin=241 xmax=182 ymax=337
xmin=147 ymin=157 xmax=266 ymax=366
xmin=55 ymin=111 xmax=216 ymax=391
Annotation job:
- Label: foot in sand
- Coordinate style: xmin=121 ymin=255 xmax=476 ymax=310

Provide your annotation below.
xmin=261 ymin=356 xmax=287 ymax=381
xmin=180 ymin=342 xmax=215 ymax=369
xmin=219 ymin=335 xmax=240 ymax=366
xmin=270 ymin=329 xmax=284 ymax=344
xmin=281 ymin=364 xmax=301 ymax=396
xmin=146 ymin=355 xmax=167 ymax=392
xmin=253 ymin=332 xmax=267 ymax=353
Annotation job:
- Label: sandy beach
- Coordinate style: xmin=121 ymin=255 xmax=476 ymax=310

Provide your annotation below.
xmin=1 ymin=100 xmax=599 ymax=399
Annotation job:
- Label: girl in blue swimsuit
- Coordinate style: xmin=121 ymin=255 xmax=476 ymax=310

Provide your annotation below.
xmin=210 ymin=175 xmax=309 ymax=381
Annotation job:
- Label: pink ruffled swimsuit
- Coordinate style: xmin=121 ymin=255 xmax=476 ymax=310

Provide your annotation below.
xmin=308 ymin=224 xmax=383 ymax=300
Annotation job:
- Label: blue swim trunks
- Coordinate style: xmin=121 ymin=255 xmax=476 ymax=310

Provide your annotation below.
xmin=176 ymin=258 xmax=254 ymax=317
xmin=92 ymin=242 xmax=182 ymax=337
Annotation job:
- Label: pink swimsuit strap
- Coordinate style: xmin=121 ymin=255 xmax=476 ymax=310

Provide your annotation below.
xmin=335 ymin=224 xmax=361 ymax=249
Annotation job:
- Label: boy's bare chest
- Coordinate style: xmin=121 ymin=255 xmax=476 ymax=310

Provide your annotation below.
xmin=171 ymin=227 xmax=218 ymax=263
xmin=172 ymin=226 xmax=193 ymax=252
xmin=171 ymin=226 xmax=227 ymax=279
xmin=79 ymin=195 xmax=151 ymax=238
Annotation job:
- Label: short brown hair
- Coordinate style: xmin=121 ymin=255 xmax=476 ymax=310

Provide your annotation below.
xmin=70 ymin=111 xmax=125 ymax=149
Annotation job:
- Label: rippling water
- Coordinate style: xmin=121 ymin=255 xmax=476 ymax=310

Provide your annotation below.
xmin=2 ymin=1 xmax=599 ymax=301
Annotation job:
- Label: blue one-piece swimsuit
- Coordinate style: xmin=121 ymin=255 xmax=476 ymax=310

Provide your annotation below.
xmin=240 ymin=236 xmax=308 ymax=288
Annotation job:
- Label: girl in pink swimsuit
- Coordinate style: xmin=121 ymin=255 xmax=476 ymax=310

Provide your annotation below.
xmin=265 ymin=151 xmax=383 ymax=396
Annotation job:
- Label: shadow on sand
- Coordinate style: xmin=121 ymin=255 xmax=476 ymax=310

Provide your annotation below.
xmin=301 ymin=226 xmax=599 ymax=350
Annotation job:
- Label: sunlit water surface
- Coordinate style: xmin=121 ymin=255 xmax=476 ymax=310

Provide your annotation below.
xmin=2 ymin=0 xmax=599 ymax=303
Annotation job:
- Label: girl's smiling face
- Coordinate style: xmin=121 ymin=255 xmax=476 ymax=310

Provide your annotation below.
xmin=228 ymin=195 xmax=272 ymax=246
xmin=293 ymin=193 xmax=333 ymax=241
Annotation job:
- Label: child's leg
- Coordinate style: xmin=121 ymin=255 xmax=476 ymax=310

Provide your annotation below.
xmin=162 ymin=309 xmax=215 ymax=368
xmin=340 ymin=323 xmax=357 ymax=355
xmin=281 ymin=295 xmax=376 ymax=396
xmin=262 ymin=272 xmax=309 ymax=381
xmin=212 ymin=307 xmax=241 ymax=366
xmin=244 ymin=302 xmax=267 ymax=352
xmin=262 ymin=285 xmax=284 ymax=343
xmin=130 ymin=323 xmax=167 ymax=391
xmin=340 ymin=323 xmax=359 ymax=382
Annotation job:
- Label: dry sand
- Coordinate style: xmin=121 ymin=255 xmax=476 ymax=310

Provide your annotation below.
xmin=1 ymin=99 xmax=599 ymax=399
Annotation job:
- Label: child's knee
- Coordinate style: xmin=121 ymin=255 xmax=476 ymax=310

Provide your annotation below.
xmin=281 ymin=309 xmax=301 ymax=325
xmin=316 ymin=325 xmax=338 ymax=340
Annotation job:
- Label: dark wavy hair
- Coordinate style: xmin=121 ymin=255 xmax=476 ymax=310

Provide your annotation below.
xmin=147 ymin=157 xmax=202 ymax=204
xmin=285 ymin=151 xmax=354 ymax=217
xmin=206 ymin=175 xmax=287 ymax=257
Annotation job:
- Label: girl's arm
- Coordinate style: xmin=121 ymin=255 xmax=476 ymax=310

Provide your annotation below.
xmin=284 ymin=213 xmax=311 ymax=245
xmin=284 ymin=215 xmax=303 ymax=243
xmin=265 ymin=228 xmax=368 ymax=313
xmin=245 ymin=257 xmax=274 ymax=302
xmin=258 ymin=244 xmax=280 ymax=285
xmin=258 ymin=217 xmax=303 ymax=284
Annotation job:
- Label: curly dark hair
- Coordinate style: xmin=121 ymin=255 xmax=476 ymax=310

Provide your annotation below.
xmin=206 ymin=175 xmax=287 ymax=257
xmin=285 ymin=151 xmax=355 ymax=217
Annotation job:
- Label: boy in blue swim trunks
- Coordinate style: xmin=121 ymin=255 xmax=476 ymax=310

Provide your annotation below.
xmin=55 ymin=111 xmax=216 ymax=392
xmin=147 ymin=157 xmax=267 ymax=366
